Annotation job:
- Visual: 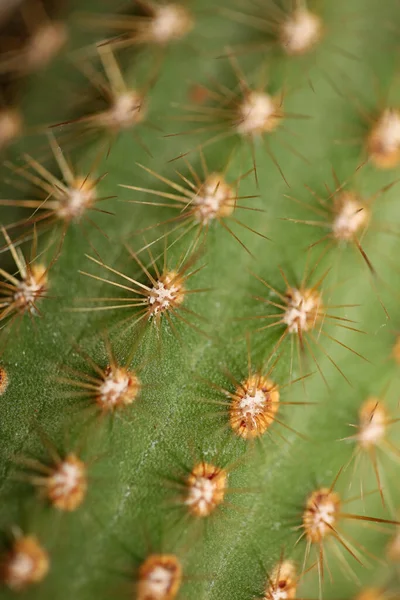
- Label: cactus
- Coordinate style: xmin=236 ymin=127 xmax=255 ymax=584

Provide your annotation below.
xmin=0 ymin=0 xmax=400 ymax=599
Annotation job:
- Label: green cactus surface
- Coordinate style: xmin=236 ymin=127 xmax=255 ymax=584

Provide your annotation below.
xmin=0 ymin=1 xmax=400 ymax=600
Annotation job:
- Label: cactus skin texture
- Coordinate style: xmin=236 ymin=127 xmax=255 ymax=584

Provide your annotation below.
xmin=1 ymin=0 xmax=400 ymax=599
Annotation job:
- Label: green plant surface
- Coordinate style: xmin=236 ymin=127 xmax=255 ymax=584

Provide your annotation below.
xmin=0 ymin=1 xmax=400 ymax=600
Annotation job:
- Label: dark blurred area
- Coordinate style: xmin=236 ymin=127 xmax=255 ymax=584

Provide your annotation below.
xmin=0 ymin=0 xmax=67 ymax=104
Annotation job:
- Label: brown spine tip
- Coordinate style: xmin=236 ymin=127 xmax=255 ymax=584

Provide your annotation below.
xmin=0 ymin=535 xmax=49 ymax=591
xmin=392 ymin=335 xmax=400 ymax=365
xmin=0 ymin=366 xmax=9 ymax=395
xmin=137 ymin=554 xmax=182 ymax=600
